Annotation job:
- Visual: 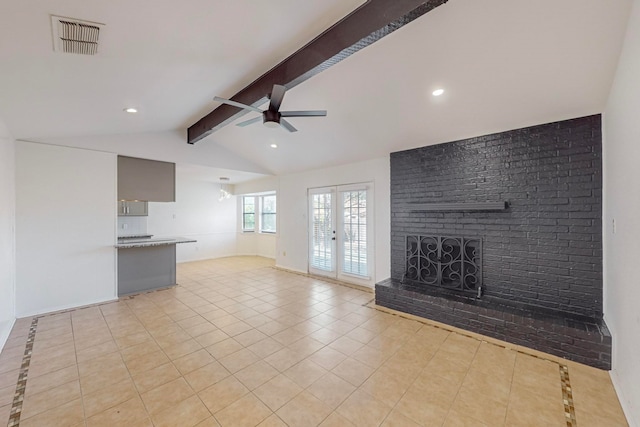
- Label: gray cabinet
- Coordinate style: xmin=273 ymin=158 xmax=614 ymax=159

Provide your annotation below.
xmin=118 ymin=245 xmax=176 ymax=296
xmin=118 ymin=156 xmax=175 ymax=202
xmin=118 ymin=201 xmax=148 ymax=216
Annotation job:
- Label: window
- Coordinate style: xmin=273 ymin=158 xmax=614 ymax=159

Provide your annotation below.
xmin=260 ymin=194 xmax=277 ymax=233
xmin=242 ymin=196 xmax=255 ymax=231
xmin=241 ymin=193 xmax=277 ymax=233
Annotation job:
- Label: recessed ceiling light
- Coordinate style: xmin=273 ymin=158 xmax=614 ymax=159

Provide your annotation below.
xmin=432 ymin=89 xmax=445 ymax=97
xmin=270 ymin=143 xmax=278 ymax=149
xmin=124 ymin=107 xmax=138 ymax=113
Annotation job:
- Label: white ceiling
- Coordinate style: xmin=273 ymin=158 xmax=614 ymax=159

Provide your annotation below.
xmin=0 ymin=0 xmax=633 ymax=178
xmin=176 ymin=162 xmax=265 ymax=186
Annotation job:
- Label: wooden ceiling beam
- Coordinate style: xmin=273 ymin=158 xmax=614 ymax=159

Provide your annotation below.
xmin=187 ymin=0 xmax=448 ymax=144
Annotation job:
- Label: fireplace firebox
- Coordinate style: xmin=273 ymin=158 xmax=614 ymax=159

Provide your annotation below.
xmin=405 ymin=235 xmax=482 ymax=294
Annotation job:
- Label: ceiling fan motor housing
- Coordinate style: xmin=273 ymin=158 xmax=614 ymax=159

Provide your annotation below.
xmin=263 ymin=109 xmax=281 ymax=126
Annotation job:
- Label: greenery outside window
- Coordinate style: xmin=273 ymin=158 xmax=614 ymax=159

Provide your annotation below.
xmin=242 ymin=196 xmax=255 ymax=231
xmin=260 ymin=195 xmax=277 ymax=233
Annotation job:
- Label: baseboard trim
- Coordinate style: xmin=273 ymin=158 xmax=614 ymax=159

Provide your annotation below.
xmin=16 ymin=296 xmax=119 ymax=319
xmin=274 ymin=264 xmax=307 ymax=275
xmin=178 ymin=254 xmax=276 ymax=264
xmin=273 ymin=265 xmax=374 ymax=294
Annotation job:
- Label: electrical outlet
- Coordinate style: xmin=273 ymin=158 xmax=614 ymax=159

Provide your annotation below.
xmin=612 ymin=219 xmax=616 ymax=234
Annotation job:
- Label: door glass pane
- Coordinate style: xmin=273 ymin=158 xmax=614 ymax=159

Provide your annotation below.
xmin=311 ymin=193 xmax=333 ymax=271
xmin=342 ymin=190 xmax=368 ymax=277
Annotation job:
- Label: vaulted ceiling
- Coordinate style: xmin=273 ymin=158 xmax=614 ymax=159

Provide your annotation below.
xmin=0 ymin=0 xmax=633 ymax=178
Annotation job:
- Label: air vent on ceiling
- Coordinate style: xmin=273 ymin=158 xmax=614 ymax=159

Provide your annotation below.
xmin=51 ymin=15 xmax=104 ymax=55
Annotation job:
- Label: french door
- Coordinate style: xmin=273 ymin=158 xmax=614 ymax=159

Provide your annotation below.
xmin=308 ymin=183 xmax=373 ymax=287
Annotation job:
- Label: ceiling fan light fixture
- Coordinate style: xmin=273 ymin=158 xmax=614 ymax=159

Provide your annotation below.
xmin=219 ymin=183 xmax=233 ymax=201
xmin=263 ymin=109 xmax=280 ymax=128
xmin=263 ymin=120 xmax=280 ymax=129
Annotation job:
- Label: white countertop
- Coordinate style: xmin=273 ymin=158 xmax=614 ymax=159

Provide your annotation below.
xmin=115 ymin=236 xmax=197 ymax=249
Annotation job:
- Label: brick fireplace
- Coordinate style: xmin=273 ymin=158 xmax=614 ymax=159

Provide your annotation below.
xmin=376 ymin=115 xmax=611 ymax=369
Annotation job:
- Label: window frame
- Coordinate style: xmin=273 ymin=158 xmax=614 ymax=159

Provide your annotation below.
xmin=259 ymin=194 xmax=277 ymax=234
xmin=242 ymin=196 xmax=256 ymax=232
xmin=240 ymin=192 xmax=277 ymax=234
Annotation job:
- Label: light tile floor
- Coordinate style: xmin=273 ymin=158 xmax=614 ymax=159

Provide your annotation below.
xmin=0 ymin=256 xmax=629 ymax=426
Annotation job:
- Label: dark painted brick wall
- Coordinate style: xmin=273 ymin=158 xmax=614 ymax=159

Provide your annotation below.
xmin=390 ymin=115 xmax=603 ymax=318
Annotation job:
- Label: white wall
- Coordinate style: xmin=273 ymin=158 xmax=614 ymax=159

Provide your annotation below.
xmin=16 ymin=142 xmax=117 ymax=317
xmin=0 ymin=120 xmax=16 ymax=349
xmin=603 ymin=0 xmax=640 ymax=425
xmin=237 ymin=231 xmax=277 ymax=259
xmin=274 ymin=157 xmax=390 ymax=283
xmin=146 ymin=167 xmax=238 ymax=263
xmin=43 ymin=130 xmax=269 ymax=175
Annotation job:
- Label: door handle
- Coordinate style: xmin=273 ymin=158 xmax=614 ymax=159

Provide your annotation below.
xmin=332 ymin=237 xmax=336 ymax=241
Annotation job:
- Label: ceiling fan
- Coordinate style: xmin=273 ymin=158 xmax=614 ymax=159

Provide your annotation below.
xmin=213 ymin=84 xmax=327 ymax=133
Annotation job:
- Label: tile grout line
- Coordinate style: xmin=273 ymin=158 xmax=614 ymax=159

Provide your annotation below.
xmin=367 ymin=300 xmax=569 ymax=367
xmin=368 ymin=298 xmax=576 ymax=426
xmin=7 ymin=317 xmax=38 ymax=427
xmin=75 ymin=306 xmax=103 ymax=426
xmin=361 ymin=297 xmax=436 ymax=426
xmin=4 ymin=291 xmax=179 ymax=427
xmin=113 ymin=295 xmax=160 ymax=424
xmin=124 ymin=288 xmax=214 ymax=424
xmin=270 ymin=266 xmax=374 ymax=294
xmin=362 ymin=296 xmax=473 ymax=426
xmin=3 ymin=261 xmax=586 ymax=426
xmin=560 ymin=364 xmax=577 ymax=427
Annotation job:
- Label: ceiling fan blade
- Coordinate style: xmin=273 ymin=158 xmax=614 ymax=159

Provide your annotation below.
xmin=236 ymin=116 xmax=263 ymax=127
xmin=213 ymin=96 xmax=262 ymax=113
xmin=280 ymin=119 xmax=298 ymax=133
xmin=280 ymin=110 xmax=327 ymax=117
xmin=269 ymin=84 xmax=286 ymax=112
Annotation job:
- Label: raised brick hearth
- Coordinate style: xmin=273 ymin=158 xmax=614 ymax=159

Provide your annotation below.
xmin=379 ymin=114 xmax=611 ymax=369
xmin=376 ymin=278 xmax=611 ymax=369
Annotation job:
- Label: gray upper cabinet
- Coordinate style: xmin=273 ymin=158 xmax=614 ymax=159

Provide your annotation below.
xmin=118 ymin=156 xmax=175 ymax=202
xmin=118 ymin=201 xmax=148 ymax=216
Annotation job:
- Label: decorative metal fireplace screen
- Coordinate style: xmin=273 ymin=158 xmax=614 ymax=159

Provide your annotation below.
xmin=405 ymin=235 xmax=482 ymax=292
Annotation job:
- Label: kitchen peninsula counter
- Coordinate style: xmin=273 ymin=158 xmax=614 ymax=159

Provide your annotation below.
xmin=115 ymin=236 xmax=196 ymax=249
xmin=116 ymin=236 xmax=196 ymax=296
